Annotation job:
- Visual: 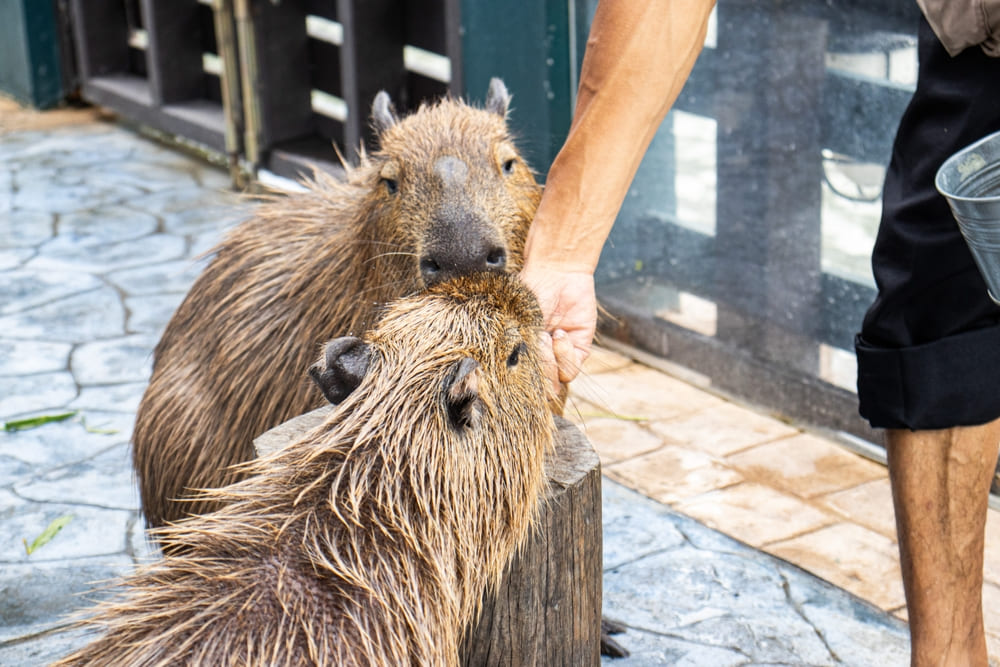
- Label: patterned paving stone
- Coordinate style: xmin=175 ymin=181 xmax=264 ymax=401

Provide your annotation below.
xmin=71 ymin=335 xmax=156 ymax=386
xmin=605 ymin=444 xmax=744 ymax=505
xmin=128 ymin=185 xmax=241 ymax=231
xmin=674 ymin=482 xmax=838 ymax=548
xmin=2 ymin=127 xmax=134 ymax=166
xmin=0 ymin=269 xmax=102 ymax=316
xmin=577 ymin=416 xmax=666 ymax=465
xmin=601 ymin=481 xmax=909 ymax=665
xmin=0 ymin=555 xmax=135 ymax=643
xmin=768 ymin=522 xmax=906 ymax=611
xmin=0 ymin=249 xmax=34 ymax=271
xmin=125 ymin=293 xmax=185 ymax=336
xmin=107 ymin=259 xmax=206 ymax=296
xmin=0 ymin=286 xmax=125 ymax=343
xmin=15 ymin=444 xmax=138 ymax=511
xmin=570 ymin=364 xmax=724 ymax=422
xmin=603 ymin=479 xmax=687 ymax=570
xmin=0 ymin=372 xmax=78 ymax=419
xmin=196 ymin=164 xmax=235 ymax=191
xmin=0 ymin=132 xmax=48 ymax=161
xmin=605 ymin=548 xmax=838 ymax=664
xmin=648 ymin=401 xmax=799 ymax=458
xmin=0 ymin=340 xmax=72 ymax=376
xmin=58 ymin=206 xmax=159 ymax=245
xmin=12 ymin=165 xmax=82 ymax=189
xmin=189 ymin=229 xmax=227 ymax=258
xmin=0 ymin=456 xmax=33 ymax=490
xmin=0 ymin=625 xmax=96 ymax=666
xmin=0 ymin=168 xmax=12 ymax=213
xmin=0 ymin=412 xmax=132 ymax=469
xmin=793 ymin=592 xmax=910 ymax=666
xmin=12 ymin=181 xmax=147 ymax=215
xmin=0 ymin=495 xmax=133 ymax=563
xmin=599 ymin=629 xmax=747 ymax=667
xmin=819 ymin=477 xmax=897 ymax=539
xmin=725 ymin=432 xmax=886 ymax=499
xmin=1 ymin=210 xmax=54 ymax=247
xmin=81 ymin=161 xmax=201 ymax=193
xmin=68 ymin=382 xmax=147 ymax=415
xmin=27 ymin=233 xmax=186 ymax=274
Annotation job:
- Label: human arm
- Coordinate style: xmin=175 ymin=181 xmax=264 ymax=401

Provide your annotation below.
xmin=521 ymin=0 xmax=716 ymax=387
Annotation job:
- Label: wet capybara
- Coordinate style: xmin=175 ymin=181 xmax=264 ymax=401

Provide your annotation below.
xmin=133 ymin=79 xmax=542 ymax=529
xmin=54 ymin=273 xmax=554 ymax=667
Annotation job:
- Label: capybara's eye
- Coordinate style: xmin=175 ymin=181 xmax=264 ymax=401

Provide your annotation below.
xmin=507 ymin=342 xmax=527 ymax=367
xmin=382 ymin=178 xmax=399 ymax=195
xmin=502 ymin=159 xmax=516 ymax=176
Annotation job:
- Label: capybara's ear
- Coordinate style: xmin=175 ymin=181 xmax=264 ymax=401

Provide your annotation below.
xmin=371 ymin=91 xmax=399 ymax=135
xmin=309 ymin=336 xmax=372 ymax=405
xmin=485 ymin=78 xmax=510 ymax=117
xmin=444 ymin=357 xmax=482 ymax=431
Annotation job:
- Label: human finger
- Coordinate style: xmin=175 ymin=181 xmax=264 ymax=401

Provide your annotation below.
xmin=551 ymin=329 xmax=581 ymax=384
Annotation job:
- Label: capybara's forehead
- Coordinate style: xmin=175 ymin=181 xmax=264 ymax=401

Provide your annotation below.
xmin=377 ymin=98 xmax=510 ymax=159
xmin=426 ymin=272 xmax=542 ymax=325
xmin=372 ymin=273 xmax=541 ymax=347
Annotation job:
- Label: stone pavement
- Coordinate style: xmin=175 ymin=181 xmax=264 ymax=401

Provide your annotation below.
xmin=0 ymin=98 xmax=918 ymax=665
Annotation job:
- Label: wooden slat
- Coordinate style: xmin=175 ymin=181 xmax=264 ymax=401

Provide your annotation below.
xmin=69 ymin=0 xmax=131 ymax=79
xmin=141 ymin=0 xmax=204 ymax=104
xmin=337 ymin=0 xmax=406 ymax=151
xmin=246 ymin=0 xmax=313 ymax=151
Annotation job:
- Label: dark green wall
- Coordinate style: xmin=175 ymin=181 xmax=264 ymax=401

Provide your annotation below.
xmin=0 ymin=0 xmax=65 ymax=108
xmin=458 ymin=0 xmax=576 ymax=178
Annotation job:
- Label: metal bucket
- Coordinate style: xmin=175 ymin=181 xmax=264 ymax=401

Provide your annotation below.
xmin=936 ymin=129 xmax=1000 ymax=305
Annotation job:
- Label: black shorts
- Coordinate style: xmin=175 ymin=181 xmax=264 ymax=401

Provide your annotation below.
xmin=855 ymin=17 xmax=1000 ymax=430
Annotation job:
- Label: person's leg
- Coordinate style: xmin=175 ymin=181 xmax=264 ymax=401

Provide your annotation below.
xmin=887 ymin=420 xmax=1000 ymax=667
xmin=856 ymin=18 xmax=1000 ymax=666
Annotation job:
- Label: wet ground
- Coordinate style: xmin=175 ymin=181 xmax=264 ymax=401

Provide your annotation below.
xmin=0 ymin=107 xmax=910 ymax=665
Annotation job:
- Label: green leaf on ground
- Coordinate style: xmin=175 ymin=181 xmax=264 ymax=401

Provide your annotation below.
xmin=2 ymin=411 xmax=78 ymax=432
xmin=23 ymin=515 xmax=74 ymax=555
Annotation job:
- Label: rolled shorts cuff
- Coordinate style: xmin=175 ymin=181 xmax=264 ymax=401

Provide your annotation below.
xmin=855 ymin=324 xmax=1000 ymax=430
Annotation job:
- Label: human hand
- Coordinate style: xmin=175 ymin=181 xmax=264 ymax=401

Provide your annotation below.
xmin=520 ymin=260 xmax=597 ymax=394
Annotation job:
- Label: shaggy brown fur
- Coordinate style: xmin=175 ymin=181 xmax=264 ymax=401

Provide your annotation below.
xmin=133 ymin=80 xmax=542 ymax=529
xmin=54 ymin=273 xmax=554 ymax=667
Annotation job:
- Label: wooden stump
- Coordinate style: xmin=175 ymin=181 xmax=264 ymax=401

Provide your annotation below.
xmin=254 ymin=411 xmax=603 ymax=666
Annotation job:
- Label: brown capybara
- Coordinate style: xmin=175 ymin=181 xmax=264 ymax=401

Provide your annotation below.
xmin=133 ymin=78 xmax=543 ymax=529
xmin=54 ymin=272 xmax=555 ymax=667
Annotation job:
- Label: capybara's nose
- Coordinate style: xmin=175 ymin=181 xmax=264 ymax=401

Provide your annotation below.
xmin=420 ymin=243 xmax=507 ymax=286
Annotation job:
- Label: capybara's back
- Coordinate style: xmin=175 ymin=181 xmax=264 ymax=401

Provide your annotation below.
xmin=133 ymin=79 xmax=542 ymax=529
xmin=55 ymin=273 xmax=555 ymax=667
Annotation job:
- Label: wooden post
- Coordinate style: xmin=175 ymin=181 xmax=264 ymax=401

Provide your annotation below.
xmin=254 ymin=411 xmax=602 ymax=666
